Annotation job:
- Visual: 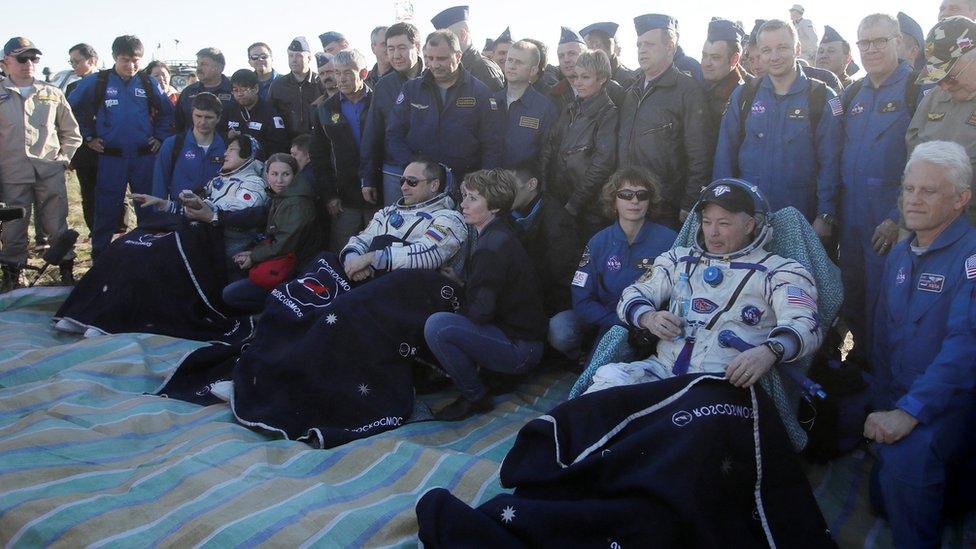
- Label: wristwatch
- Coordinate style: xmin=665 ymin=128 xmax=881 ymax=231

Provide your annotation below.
xmin=210 ymin=209 xmax=220 ymax=227
xmin=818 ymin=213 xmax=836 ymax=226
xmin=761 ymin=339 xmax=785 ymax=363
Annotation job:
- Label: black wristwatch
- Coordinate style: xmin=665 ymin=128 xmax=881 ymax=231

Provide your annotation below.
xmin=762 ymin=339 xmax=785 ymax=363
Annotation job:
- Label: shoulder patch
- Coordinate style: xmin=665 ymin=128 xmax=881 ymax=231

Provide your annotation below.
xmin=578 ymin=245 xmax=590 ymax=268
xmin=572 ymin=270 xmax=588 ymax=288
xmin=965 ymin=254 xmax=976 ymax=280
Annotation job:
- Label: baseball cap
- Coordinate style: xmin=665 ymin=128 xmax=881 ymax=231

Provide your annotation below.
xmin=918 ymin=16 xmax=976 ymax=84
xmin=697 ymin=181 xmax=756 ymax=216
xmin=3 ymin=37 xmax=41 ymax=57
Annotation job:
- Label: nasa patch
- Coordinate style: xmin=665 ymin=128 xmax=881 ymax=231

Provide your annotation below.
xmin=896 ymin=266 xmax=906 ymax=285
xmin=750 ymin=101 xmax=766 ymax=115
xmin=691 ymin=297 xmax=719 ymax=314
xmin=741 ymin=305 xmax=763 ymax=325
xmin=606 ymin=255 xmax=622 ymax=271
xmin=105 ymin=87 xmax=119 ymax=97
xmin=183 ymin=150 xmax=196 ymax=160
xmin=850 ymin=103 xmax=865 ymax=116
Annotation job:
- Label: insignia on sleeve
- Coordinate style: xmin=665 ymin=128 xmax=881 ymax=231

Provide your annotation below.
xmin=928 ymin=112 xmax=947 ymax=121
xmin=965 ymin=254 xmax=976 ymax=279
xmin=456 ymin=97 xmax=476 ymax=108
xmin=578 ymin=245 xmax=590 ymax=267
xmin=518 ymin=115 xmax=540 ymax=129
xmin=828 ymin=96 xmax=843 ymax=117
xmin=786 ymin=285 xmax=817 ymax=309
xmin=572 ymin=270 xmax=588 ymax=287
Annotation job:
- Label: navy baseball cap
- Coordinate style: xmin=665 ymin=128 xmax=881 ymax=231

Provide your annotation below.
xmin=634 ymin=14 xmax=678 ymax=36
xmin=4 ymin=37 xmax=41 ymax=57
xmin=431 ymin=6 xmax=469 ymax=30
xmin=559 ymin=26 xmax=585 ymax=45
xmin=698 ymin=180 xmax=756 ymax=216
xmin=581 ymin=22 xmax=619 ymax=38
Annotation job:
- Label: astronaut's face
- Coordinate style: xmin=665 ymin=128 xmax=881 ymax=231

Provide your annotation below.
xmin=700 ymin=203 xmax=756 ymax=255
xmin=901 ymin=159 xmax=972 ymax=238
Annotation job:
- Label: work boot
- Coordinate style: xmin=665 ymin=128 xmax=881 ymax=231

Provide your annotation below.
xmin=1 ymin=265 xmax=22 ymax=293
xmin=58 ymin=260 xmax=75 ymax=285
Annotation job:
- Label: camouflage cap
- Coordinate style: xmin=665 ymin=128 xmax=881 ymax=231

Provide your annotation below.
xmin=918 ymin=16 xmax=976 ymax=85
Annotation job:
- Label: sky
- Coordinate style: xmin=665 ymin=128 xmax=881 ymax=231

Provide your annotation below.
xmin=7 ymin=0 xmax=940 ymax=78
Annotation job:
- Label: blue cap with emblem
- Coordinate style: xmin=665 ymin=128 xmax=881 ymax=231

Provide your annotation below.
xmin=315 ymin=52 xmax=334 ymax=68
xmin=559 ymin=26 xmax=585 ymax=45
xmin=707 ymin=19 xmax=745 ymax=43
xmin=431 ymin=5 xmax=469 ymax=30
xmin=634 ymin=14 xmax=678 ymax=36
xmin=318 ymin=32 xmax=346 ymax=49
xmin=288 ymin=36 xmax=310 ymax=53
xmin=581 ymin=22 xmax=619 ymax=39
xmin=3 ymin=37 xmax=41 ymax=57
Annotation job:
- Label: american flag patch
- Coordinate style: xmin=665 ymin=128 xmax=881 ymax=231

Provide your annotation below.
xmin=424 ymin=229 xmax=444 ymax=242
xmin=786 ymin=286 xmax=817 ymax=309
xmin=828 ymin=96 xmax=843 ymax=117
xmin=966 ymin=254 xmax=976 ymax=280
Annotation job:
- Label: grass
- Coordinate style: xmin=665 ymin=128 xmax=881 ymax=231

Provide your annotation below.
xmin=25 ymin=170 xmax=97 ymax=286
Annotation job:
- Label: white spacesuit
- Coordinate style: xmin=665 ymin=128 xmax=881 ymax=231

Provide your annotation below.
xmin=340 ymin=192 xmax=467 ymax=272
xmin=587 ymin=180 xmax=823 ymax=393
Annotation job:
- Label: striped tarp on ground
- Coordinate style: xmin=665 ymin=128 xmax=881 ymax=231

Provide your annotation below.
xmin=0 ymin=288 xmax=970 ymax=547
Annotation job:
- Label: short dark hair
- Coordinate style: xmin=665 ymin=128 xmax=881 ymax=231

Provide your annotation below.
xmin=247 ymin=42 xmax=271 ymax=55
xmin=69 ymin=43 xmax=97 ymax=61
xmin=226 ymin=133 xmax=254 ymax=159
xmin=231 ymin=68 xmax=259 ymax=87
xmin=512 ymin=159 xmax=540 ymax=183
xmin=708 ymin=38 xmax=743 ymax=58
xmin=291 ymin=134 xmax=311 ymax=154
xmin=600 ymin=166 xmax=664 ymax=219
xmin=386 ymin=22 xmax=421 ymax=46
xmin=461 ymin=169 xmax=517 ymax=213
xmin=111 ymin=35 xmax=144 ymax=58
xmin=196 ymin=47 xmax=226 ymax=68
xmin=144 ymin=60 xmax=169 ymax=75
xmin=191 ymin=92 xmax=222 ymax=115
xmin=411 ymin=156 xmax=445 ymax=193
xmin=521 ymin=38 xmax=549 ymax=75
xmin=266 ymin=153 xmax=300 ymax=178
xmin=425 ymin=30 xmax=461 ymax=53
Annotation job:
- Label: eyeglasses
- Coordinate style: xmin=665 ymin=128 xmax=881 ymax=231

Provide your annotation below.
xmin=68 ymin=57 xmax=87 ymax=66
xmin=941 ymin=55 xmax=976 ymax=87
xmin=400 ymin=176 xmax=429 ymax=187
xmin=14 ymin=54 xmax=40 ymax=64
xmin=855 ymin=36 xmax=896 ymax=52
xmin=249 ymin=54 xmax=270 ymax=61
xmin=615 ymin=189 xmax=651 ymax=202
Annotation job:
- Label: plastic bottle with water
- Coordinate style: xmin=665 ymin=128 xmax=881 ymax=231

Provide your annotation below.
xmin=669 ymin=272 xmax=692 ymax=340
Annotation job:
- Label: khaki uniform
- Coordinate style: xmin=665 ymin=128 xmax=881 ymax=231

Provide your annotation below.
xmin=907 ymin=88 xmax=976 ymax=224
xmin=795 ymin=19 xmax=819 ymax=65
xmin=0 ymin=77 xmax=81 ymax=265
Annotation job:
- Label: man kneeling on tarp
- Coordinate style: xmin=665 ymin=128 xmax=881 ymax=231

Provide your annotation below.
xmin=587 ymin=179 xmax=823 ymax=393
xmin=338 ymin=157 xmax=467 ymax=281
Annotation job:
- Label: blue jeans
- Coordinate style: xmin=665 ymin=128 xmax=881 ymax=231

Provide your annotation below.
xmin=222 ymin=278 xmax=269 ymax=312
xmin=424 ymin=311 xmax=543 ymax=401
xmin=548 ymin=309 xmax=585 ymax=359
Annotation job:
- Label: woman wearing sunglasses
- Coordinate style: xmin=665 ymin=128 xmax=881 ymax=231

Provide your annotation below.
xmin=550 ymin=167 xmax=676 ymax=362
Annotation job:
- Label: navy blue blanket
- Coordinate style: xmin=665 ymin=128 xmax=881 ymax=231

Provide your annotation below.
xmin=417 ymin=374 xmax=836 ymax=548
xmin=54 ymin=221 xmax=253 ymax=344
xmin=159 ymin=252 xmax=461 ymax=448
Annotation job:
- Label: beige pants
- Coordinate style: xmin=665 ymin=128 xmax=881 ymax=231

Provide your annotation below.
xmin=0 ymin=167 xmax=73 ymax=266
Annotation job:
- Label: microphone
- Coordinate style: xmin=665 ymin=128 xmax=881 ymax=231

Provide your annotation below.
xmin=0 ymin=205 xmax=26 ymax=222
xmin=28 ymin=229 xmax=79 ymax=287
xmin=717 ymin=329 xmax=827 ymax=401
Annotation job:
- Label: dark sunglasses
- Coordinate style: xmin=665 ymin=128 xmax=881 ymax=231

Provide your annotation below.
xmin=400 ymin=176 xmax=429 ymax=187
xmin=249 ymin=54 xmax=270 ymax=60
xmin=14 ymin=54 xmax=40 ymax=64
xmin=615 ymin=189 xmax=651 ymax=202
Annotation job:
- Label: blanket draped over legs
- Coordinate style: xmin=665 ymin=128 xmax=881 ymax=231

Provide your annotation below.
xmin=159 ymin=252 xmax=461 ymax=448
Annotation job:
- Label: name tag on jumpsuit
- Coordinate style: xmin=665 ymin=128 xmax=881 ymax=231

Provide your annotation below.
xmin=917 ymin=273 xmax=945 ymax=293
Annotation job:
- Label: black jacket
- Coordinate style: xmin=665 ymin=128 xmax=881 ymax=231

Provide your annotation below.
xmin=268 ymin=71 xmax=320 ymax=138
xmin=360 ymin=62 xmax=422 ymax=189
xmin=223 ymin=98 xmax=290 ymax=161
xmin=539 ymin=89 xmax=618 ymax=226
xmin=461 ymin=47 xmax=505 ymax=91
xmin=463 ymin=216 xmax=547 ymax=342
xmin=617 ymin=64 xmax=713 ymax=227
xmin=513 ymin=194 xmax=582 ymax=315
xmin=310 ymin=90 xmax=372 ymax=210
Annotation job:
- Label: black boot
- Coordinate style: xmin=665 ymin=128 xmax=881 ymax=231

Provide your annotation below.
xmin=1 ymin=265 xmax=22 ymax=293
xmin=58 ymin=260 xmax=75 ymax=285
xmin=433 ymin=393 xmax=493 ymax=421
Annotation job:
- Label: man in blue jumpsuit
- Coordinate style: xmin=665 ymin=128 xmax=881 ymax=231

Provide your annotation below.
xmin=68 ymin=35 xmax=174 ymax=258
xmin=387 ymin=29 xmax=501 ymax=195
xmin=492 ymin=40 xmax=558 ymax=168
xmin=151 ymin=92 xmax=226 ymax=200
xmin=713 ymin=18 xmax=841 ymax=240
xmin=839 ymin=13 xmax=927 ymax=366
xmin=867 ymin=140 xmax=976 ymax=548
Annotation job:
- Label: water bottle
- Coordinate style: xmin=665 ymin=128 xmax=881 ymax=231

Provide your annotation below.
xmin=670 ymin=272 xmax=692 ymax=340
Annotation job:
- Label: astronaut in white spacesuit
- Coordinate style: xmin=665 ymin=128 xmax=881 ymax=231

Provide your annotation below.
xmin=340 ymin=158 xmax=468 ymax=282
xmin=587 ymin=179 xmax=824 ymax=393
